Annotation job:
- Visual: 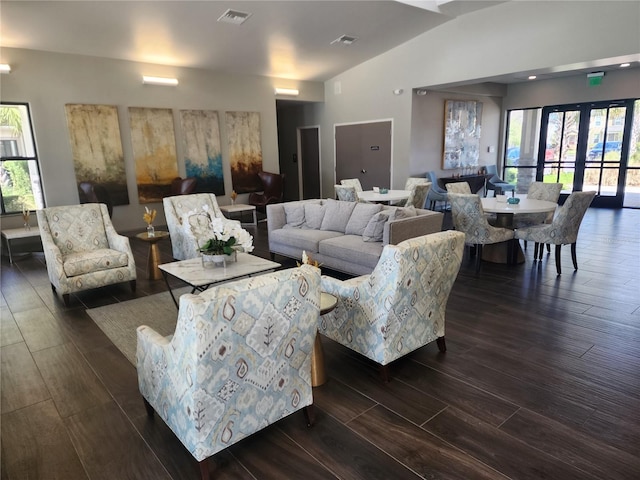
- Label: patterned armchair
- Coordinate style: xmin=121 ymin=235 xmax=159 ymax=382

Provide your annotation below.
xmin=340 ymin=178 xmax=364 ymax=193
xmin=515 ymin=190 xmax=595 ymax=274
xmin=445 ymin=182 xmax=472 ymax=194
xmin=37 ymin=203 xmax=136 ymax=306
xmin=137 ymin=265 xmax=321 ymax=479
xmin=319 ymin=231 xmax=465 ymax=380
xmin=163 ymin=193 xmax=243 ymax=261
xmin=334 ymin=184 xmax=358 ymax=202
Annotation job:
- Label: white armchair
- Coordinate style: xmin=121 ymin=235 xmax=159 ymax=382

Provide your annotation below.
xmin=37 ymin=203 xmax=136 ymax=306
xmin=320 ymin=231 xmax=465 ymax=380
xmin=137 ymin=265 xmax=321 ymax=479
xmin=163 ymin=193 xmax=243 ymax=260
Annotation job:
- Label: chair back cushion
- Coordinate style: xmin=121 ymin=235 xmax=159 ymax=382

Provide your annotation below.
xmin=340 ymin=178 xmax=363 ymax=192
xmin=527 ymin=182 xmax=562 ymax=202
xmin=334 ymin=185 xmax=358 ymax=202
xmin=449 ymin=193 xmax=513 ymax=244
xmin=405 ymin=182 xmax=431 ymax=209
xmin=446 ymin=182 xmax=472 ymax=194
xmin=42 ymin=204 xmax=109 ymax=255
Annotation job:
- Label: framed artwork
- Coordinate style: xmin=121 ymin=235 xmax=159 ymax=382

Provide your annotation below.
xmin=179 ymin=110 xmax=225 ymax=195
xmin=443 ymin=100 xmax=483 ymax=169
xmin=225 ymin=111 xmax=263 ymax=193
xmin=128 ymin=107 xmax=179 ymax=203
xmin=65 ymin=104 xmax=129 ymax=205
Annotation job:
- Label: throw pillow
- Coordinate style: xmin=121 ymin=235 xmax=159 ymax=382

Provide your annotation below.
xmin=283 ymin=204 xmax=305 ymax=229
xmin=345 ymin=203 xmax=383 ymax=236
xmin=320 ymin=199 xmax=357 ymax=232
xmin=304 ymin=203 xmax=326 ymax=229
xmin=362 ymin=211 xmax=389 ymax=242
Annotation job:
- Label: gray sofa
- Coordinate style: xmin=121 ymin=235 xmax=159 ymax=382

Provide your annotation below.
xmin=267 ymin=199 xmax=443 ymax=276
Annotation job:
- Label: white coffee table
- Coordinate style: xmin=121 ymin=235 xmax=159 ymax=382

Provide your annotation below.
xmin=159 ymin=252 xmax=281 ymax=307
xmin=219 ymin=203 xmax=257 ymax=226
xmin=1 ymin=227 xmax=42 ymax=264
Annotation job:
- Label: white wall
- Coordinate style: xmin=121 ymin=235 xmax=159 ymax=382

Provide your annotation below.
xmin=0 ymin=48 xmax=323 ymax=230
xmin=316 ymin=0 xmax=640 ymax=195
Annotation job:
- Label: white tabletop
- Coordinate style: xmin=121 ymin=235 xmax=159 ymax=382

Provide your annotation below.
xmin=481 ymin=196 xmax=558 ymax=215
xmin=357 ymin=189 xmax=411 ymax=203
xmin=1 ymin=227 xmax=41 ymax=240
xmin=219 ymin=203 xmax=256 ymax=213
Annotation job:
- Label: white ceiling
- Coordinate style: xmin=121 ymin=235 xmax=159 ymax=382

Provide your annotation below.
xmin=0 ymin=0 xmax=504 ymax=82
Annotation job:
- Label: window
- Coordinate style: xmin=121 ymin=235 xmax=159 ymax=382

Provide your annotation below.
xmin=0 ymin=103 xmax=45 ymax=214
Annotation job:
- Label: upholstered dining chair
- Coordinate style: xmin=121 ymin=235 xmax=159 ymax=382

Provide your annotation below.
xmin=404 ymin=182 xmax=431 ymax=209
xmin=513 ymin=181 xmax=563 ymax=251
xmin=448 ymin=193 xmax=515 ymax=275
xmin=426 ymin=171 xmax=449 ymax=210
xmin=334 ymin=184 xmax=358 ymax=202
xmin=395 ymin=178 xmax=430 ymax=207
xmin=319 ymin=231 xmax=465 ymax=381
xmin=248 ymin=171 xmax=285 ymax=213
xmin=37 ymin=203 xmax=136 ymax=306
xmin=515 ymin=190 xmax=595 ymax=274
xmin=340 ymin=178 xmax=364 ymax=193
xmin=485 ymin=165 xmax=515 ymax=196
xmin=137 ymin=265 xmax=321 ymax=480
xmin=446 ymin=181 xmax=472 ymax=194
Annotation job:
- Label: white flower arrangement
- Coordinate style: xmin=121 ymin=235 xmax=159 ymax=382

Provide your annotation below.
xmin=198 ymin=216 xmax=254 ymax=255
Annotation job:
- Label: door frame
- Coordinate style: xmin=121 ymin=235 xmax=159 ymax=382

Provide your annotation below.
xmin=296 ymin=125 xmax=321 ymax=200
xmin=333 ymin=118 xmax=394 ymax=188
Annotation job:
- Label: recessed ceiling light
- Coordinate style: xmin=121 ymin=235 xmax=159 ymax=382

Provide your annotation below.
xmin=217 ymin=9 xmax=252 ymax=25
xmin=620 ymin=63 xmax=631 ymax=68
xmin=142 ymin=76 xmax=179 ymax=86
xmin=0 ymin=64 xmax=11 ymax=74
xmin=331 ymin=35 xmax=358 ymax=46
xmin=528 ymin=75 xmax=537 ymax=80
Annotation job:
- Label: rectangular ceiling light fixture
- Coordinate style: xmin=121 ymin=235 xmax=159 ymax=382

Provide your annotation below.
xmin=331 ymin=35 xmax=358 ymax=46
xmin=142 ymin=75 xmax=179 ymax=86
xmin=274 ymin=87 xmax=299 ymax=96
xmin=0 ymin=64 xmax=11 ymax=74
xmin=217 ymin=9 xmax=252 ymax=25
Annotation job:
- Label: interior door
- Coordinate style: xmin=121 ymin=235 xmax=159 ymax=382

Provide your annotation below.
xmin=335 ymin=121 xmax=391 ymax=190
xmin=538 ymin=100 xmax=632 ymax=207
xmin=298 ymin=127 xmax=320 ymax=199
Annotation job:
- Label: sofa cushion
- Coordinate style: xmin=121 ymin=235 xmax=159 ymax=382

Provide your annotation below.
xmin=345 ymin=203 xmax=382 ymax=236
xmin=362 ymin=211 xmax=389 ymax=242
xmin=283 ymin=204 xmax=306 ymax=228
xmin=319 ymin=235 xmax=383 ymax=270
xmin=320 ymin=199 xmax=356 ymax=232
xmin=304 ymin=203 xmax=326 ymax=229
xmin=270 ymin=228 xmax=343 ymax=254
xmin=63 ymin=249 xmax=129 ymax=277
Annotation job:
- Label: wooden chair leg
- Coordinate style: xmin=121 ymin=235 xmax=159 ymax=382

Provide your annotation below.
xmin=51 ymin=284 xmax=56 ymax=292
xmin=571 ymin=242 xmax=578 ymax=270
xmin=130 ymin=279 xmax=137 ymax=293
xmin=538 ymin=243 xmax=544 ymax=261
xmin=436 ymin=336 xmax=446 ymax=352
xmin=199 ymin=457 xmax=210 ymax=480
xmin=475 ymin=244 xmax=483 ymax=275
xmin=62 ymin=294 xmax=70 ymax=307
xmin=546 ymin=244 xmax=551 ymax=253
xmin=303 ymin=404 xmax=316 ymax=427
xmin=533 ymin=242 xmax=539 ymax=260
xmin=555 ymin=244 xmax=562 ymax=274
xmin=379 ymin=365 xmax=391 ymax=383
xmin=270 ymin=252 xmax=276 ymax=261
xmin=143 ymin=397 xmax=155 ymax=418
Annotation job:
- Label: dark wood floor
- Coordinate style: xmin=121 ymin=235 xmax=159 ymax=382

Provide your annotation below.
xmin=2 ymin=208 xmax=639 ymax=479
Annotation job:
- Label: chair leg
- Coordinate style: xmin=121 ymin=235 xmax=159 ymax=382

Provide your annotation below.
xmin=436 ymin=336 xmax=446 ymax=352
xmin=62 ymin=294 xmax=70 ymax=307
xmin=199 ymin=457 xmax=210 ymax=480
xmin=475 ymin=244 xmax=483 ymax=275
xmin=523 ymin=240 xmax=528 ymax=251
xmin=270 ymin=252 xmax=276 ymax=261
xmin=143 ymin=397 xmax=155 ymax=418
xmin=571 ymin=242 xmax=578 ymax=270
xmin=130 ymin=280 xmax=136 ymax=293
xmin=51 ymin=284 xmax=56 ymax=292
xmin=538 ymin=243 xmax=544 ymax=261
xmin=555 ymin=245 xmax=562 ymax=275
xmin=379 ymin=365 xmax=391 ymax=383
xmin=533 ymin=242 xmax=539 ymax=260
xmin=303 ymin=404 xmax=316 ymax=427
xmin=546 ymin=243 xmax=551 ymax=253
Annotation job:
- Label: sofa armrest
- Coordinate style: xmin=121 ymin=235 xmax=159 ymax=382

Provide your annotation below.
xmin=388 ymin=211 xmax=443 ymax=245
xmin=266 ymin=203 xmax=287 ymax=233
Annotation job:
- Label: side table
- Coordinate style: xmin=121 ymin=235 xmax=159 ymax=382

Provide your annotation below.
xmin=311 ymin=292 xmax=338 ymax=387
xmin=135 ymin=231 xmax=170 ymax=280
xmin=1 ymin=227 xmax=42 ymax=264
xmin=219 ymin=203 xmax=257 ymax=226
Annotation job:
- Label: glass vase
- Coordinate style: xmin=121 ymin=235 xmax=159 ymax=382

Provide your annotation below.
xmin=146 ymin=224 xmax=155 ymax=237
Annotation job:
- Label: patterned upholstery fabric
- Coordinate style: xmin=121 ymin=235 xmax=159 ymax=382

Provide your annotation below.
xmin=340 ymin=178 xmax=363 ymax=192
xmin=515 ymin=191 xmax=595 ymax=245
xmin=163 ymin=193 xmax=242 ymax=260
xmin=37 ymin=203 xmax=136 ymax=298
xmin=449 ymin=193 xmax=514 ymax=244
xmin=513 ymin=182 xmax=562 ymax=227
xmin=334 ymin=185 xmax=358 ymax=202
xmin=319 ymin=231 xmax=465 ymax=366
xmin=136 ymin=265 xmax=321 ymax=462
xmin=405 ymin=182 xmax=431 ymax=209
xmin=445 ymin=182 xmax=472 ymax=194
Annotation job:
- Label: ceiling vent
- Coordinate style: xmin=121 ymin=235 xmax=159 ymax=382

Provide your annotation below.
xmin=217 ymin=9 xmax=252 ymax=25
xmin=331 ymin=35 xmax=358 ymax=46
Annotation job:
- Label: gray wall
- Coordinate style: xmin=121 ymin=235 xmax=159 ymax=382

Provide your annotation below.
xmin=0 ymin=48 xmax=323 ymax=230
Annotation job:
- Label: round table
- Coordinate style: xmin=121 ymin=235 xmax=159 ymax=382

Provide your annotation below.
xmin=357 ymin=189 xmax=411 ymax=203
xmin=135 ymin=231 xmax=170 ymax=280
xmin=311 ymin=292 xmax=338 ymax=387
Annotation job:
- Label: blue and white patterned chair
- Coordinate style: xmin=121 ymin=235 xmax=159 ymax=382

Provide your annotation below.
xmin=448 ymin=193 xmax=515 ymax=275
xmin=137 ymin=265 xmax=321 ymax=479
xmin=513 ymin=181 xmax=563 ymax=252
xmin=340 ymin=178 xmax=363 ymax=193
xmin=37 ymin=203 xmax=136 ymax=306
xmin=445 ymin=181 xmax=472 ymax=194
xmin=404 ymin=182 xmax=431 ymax=209
xmin=163 ymin=193 xmax=244 ymax=260
xmin=334 ymin=184 xmax=358 ymax=202
xmin=515 ymin=190 xmax=595 ymax=274
xmin=319 ymin=231 xmax=465 ymax=380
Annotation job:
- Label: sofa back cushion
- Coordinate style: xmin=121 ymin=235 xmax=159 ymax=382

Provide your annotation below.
xmin=320 ymin=199 xmax=356 ymax=232
xmin=283 ymin=203 xmax=306 ymax=228
xmin=304 ymin=203 xmax=326 ymax=229
xmin=345 ymin=202 xmax=382 ymax=236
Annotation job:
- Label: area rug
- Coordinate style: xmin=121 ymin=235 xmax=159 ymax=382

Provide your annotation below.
xmin=86 ymin=287 xmax=190 ymax=365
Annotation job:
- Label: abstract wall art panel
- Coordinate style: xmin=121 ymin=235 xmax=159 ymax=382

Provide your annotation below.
xmin=225 ymin=111 xmax=263 ymax=193
xmin=443 ymin=100 xmax=483 ymax=170
xmin=179 ymin=110 xmax=224 ymax=195
xmin=65 ymin=104 xmax=129 ymax=205
xmin=128 ymin=107 xmax=179 ymax=203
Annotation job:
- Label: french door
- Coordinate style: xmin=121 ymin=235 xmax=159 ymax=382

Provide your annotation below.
xmin=538 ymin=100 xmax=634 ymax=207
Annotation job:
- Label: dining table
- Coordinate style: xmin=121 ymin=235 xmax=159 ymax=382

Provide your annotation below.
xmin=480 ymin=195 xmax=558 ymax=264
xmin=357 ymin=189 xmax=411 ymax=203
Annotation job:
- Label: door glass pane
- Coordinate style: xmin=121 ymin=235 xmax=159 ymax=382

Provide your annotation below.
xmin=585 ymin=106 xmax=625 ymax=197
xmin=543 ymin=110 xmax=579 ymax=193
xmin=504 ymin=108 xmax=541 ymax=192
xmin=624 ymin=100 xmax=640 ymax=208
